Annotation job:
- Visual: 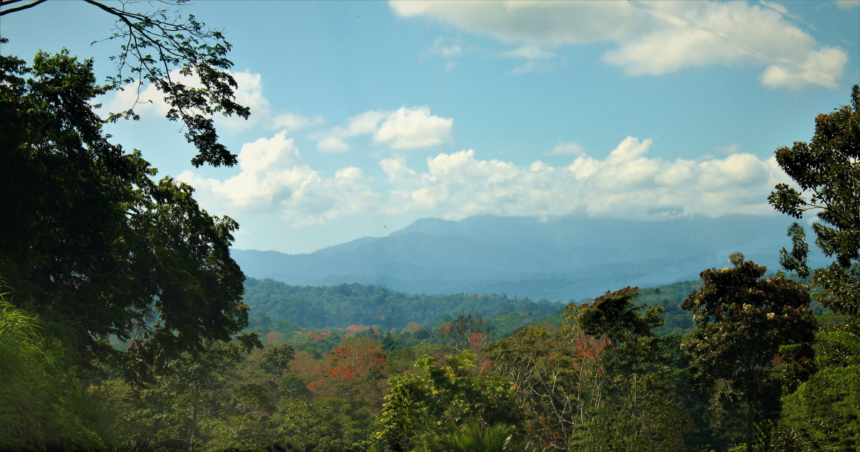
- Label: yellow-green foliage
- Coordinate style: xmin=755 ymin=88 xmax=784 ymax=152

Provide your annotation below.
xmin=0 ymin=296 xmax=115 ymax=450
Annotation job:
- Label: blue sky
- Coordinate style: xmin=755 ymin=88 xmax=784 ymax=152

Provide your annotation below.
xmin=3 ymin=0 xmax=859 ymax=254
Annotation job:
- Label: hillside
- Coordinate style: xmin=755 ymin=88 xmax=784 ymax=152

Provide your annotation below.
xmin=234 ymin=214 xmax=824 ymax=301
xmin=242 ymin=277 xmax=708 ymax=338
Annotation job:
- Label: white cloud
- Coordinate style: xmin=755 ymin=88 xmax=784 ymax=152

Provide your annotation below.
xmin=103 ymin=69 xmax=324 ymax=131
xmin=180 ymin=134 xmax=792 ymax=228
xmin=542 ymin=141 xmax=585 ymax=156
xmin=835 ymin=0 xmax=860 ymax=9
xmin=389 ymin=0 xmax=848 ymax=89
xmin=390 ymin=1 xmax=642 ymax=45
xmin=178 ymin=132 xmax=383 ymax=228
xmin=759 ymin=0 xmax=787 ymax=16
xmin=502 ymin=45 xmax=558 ymax=73
xmin=272 ymin=112 xmax=325 ymax=132
xmin=375 ymin=106 xmax=454 ymax=149
xmin=714 ymin=143 xmax=741 ymax=154
xmin=317 ymin=136 xmax=350 ymax=153
xmin=502 ymin=45 xmax=557 ymax=60
xmin=760 ymin=47 xmax=848 ymax=90
xmin=378 ymin=136 xmax=788 ymax=221
xmin=313 ymin=106 xmax=454 ymax=151
xmin=428 ymin=37 xmax=462 ymax=58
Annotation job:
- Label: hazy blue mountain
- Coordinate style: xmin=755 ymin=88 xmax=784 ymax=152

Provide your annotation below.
xmin=232 ymin=214 xmax=826 ymax=301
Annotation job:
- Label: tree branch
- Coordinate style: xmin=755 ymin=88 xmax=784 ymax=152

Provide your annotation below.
xmin=0 ymin=0 xmax=48 ymax=16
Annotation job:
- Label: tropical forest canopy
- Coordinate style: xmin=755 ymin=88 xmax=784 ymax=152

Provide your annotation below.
xmin=1 ymin=1 xmax=859 ymax=451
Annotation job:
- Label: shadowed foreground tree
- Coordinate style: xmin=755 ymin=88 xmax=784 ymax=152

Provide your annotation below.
xmin=0 ymin=50 xmax=255 ymax=382
xmin=681 ymin=255 xmax=815 ymax=452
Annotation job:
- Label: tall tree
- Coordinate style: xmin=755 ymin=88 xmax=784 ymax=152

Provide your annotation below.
xmin=568 ymin=287 xmax=688 ymax=452
xmin=1 ymin=0 xmax=249 ymax=167
xmin=681 ymin=255 xmax=816 ymax=452
xmin=0 ymin=50 xmax=253 ymax=381
xmin=767 ymin=85 xmax=860 ymax=451
xmin=768 ymin=85 xmax=860 ymax=317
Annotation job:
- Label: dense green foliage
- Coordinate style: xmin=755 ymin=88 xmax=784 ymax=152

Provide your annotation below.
xmin=244 ymin=278 xmax=565 ymax=333
xmin=765 ymin=86 xmax=860 ymax=452
xmin=681 ymin=256 xmax=816 ymax=451
xmin=0 ymin=50 xmax=250 ymax=383
xmin=377 ymin=351 xmax=520 ymax=451
xmin=0 ymin=296 xmax=116 ymax=449
xmin=243 ymin=277 xmax=704 ymax=340
xmin=769 ymin=85 xmax=860 ymax=318
xmin=773 ymin=327 xmax=860 ymax=450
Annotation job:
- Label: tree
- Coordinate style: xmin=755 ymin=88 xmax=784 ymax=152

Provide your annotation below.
xmin=0 ymin=294 xmax=117 ymax=449
xmin=376 ymin=351 xmax=521 ymax=451
xmin=766 ymin=85 xmax=860 ymax=452
xmin=768 ymin=85 xmax=860 ymax=317
xmin=1 ymin=0 xmax=249 ymax=167
xmin=566 ymin=287 xmax=688 ymax=451
xmin=485 ymin=324 xmax=598 ymax=451
xmin=260 ymin=343 xmax=296 ymax=376
xmin=681 ymin=255 xmax=816 ymax=452
xmin=771 ymin=328 xmax=860 ymax=451
xmin=439 ymin=312 xmax=492 ymax=351
xmin=0 ymin=50 xmax=253 ymax=381
xmin=111 ymin=338 xmax=260 ymax=452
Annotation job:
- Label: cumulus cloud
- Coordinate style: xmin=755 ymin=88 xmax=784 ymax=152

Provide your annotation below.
xmin=180 ymin=134 xmax=792 ymax=228
xmin=378 ymin=136 xmax=788 ymax=221
xmin=389 ymin=0 xmax=848 ymax=89
xmin=103 ymin=69 xmax=324 ymax=131
xmin=177 ymin=132 xmax=383 ymax=228
xmin=317 ymin=136 xmax=350 ymax=153
xmin=313 ymin=106 xmax=453 ymax=151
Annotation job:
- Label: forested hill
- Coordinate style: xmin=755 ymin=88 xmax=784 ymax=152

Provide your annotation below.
xmin=233 ymin=214 xmax=825 ymax=302
xmin=243 ymin=277 xmax=706 ymax=336
xmin=243 ymin=277 xmax=565 ymax=331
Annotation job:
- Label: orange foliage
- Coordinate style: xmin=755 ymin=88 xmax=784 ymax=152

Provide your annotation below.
xmin=325 ymin=338 xmax=387 ymax=381
xmin=307 ymin=330 xmax=333 ymax=340
xmin=266 ymin=332 xmax=277 ymax=344
xmin=468 ymin=332 xmax=488 ymax=350
xmin=405 ymin=322 xmax=420 ymax=332
xmin=344 ymin=324 xmax=370 ymax=337
xmin=289 ymin=339 xmax=389 ymax=405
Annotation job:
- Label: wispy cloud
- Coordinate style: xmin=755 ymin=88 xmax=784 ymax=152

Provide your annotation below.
xmin=390 ymin=0 xmax=848 ymax=89
xmin=542 ymin=141 xmax=585 ymax=156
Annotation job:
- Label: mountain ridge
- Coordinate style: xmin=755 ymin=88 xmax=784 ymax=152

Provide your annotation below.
xmin=233 ymin=214 xmax=824 ymax=301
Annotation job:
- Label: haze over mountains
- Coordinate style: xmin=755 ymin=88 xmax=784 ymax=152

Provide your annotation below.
xmin=233 ymin=215 xmax=825 ymax=302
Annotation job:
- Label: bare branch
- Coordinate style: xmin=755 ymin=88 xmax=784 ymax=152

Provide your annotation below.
xmin=0 ymin=0 xmax=48 ymax=16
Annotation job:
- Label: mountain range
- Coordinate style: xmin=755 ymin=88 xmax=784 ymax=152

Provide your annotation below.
xmin=232 ymin=214 xmax=826 ymax=302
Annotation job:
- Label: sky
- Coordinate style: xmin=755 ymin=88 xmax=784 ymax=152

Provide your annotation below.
xmin=2 ymin=0 xmax=859 ymax=254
